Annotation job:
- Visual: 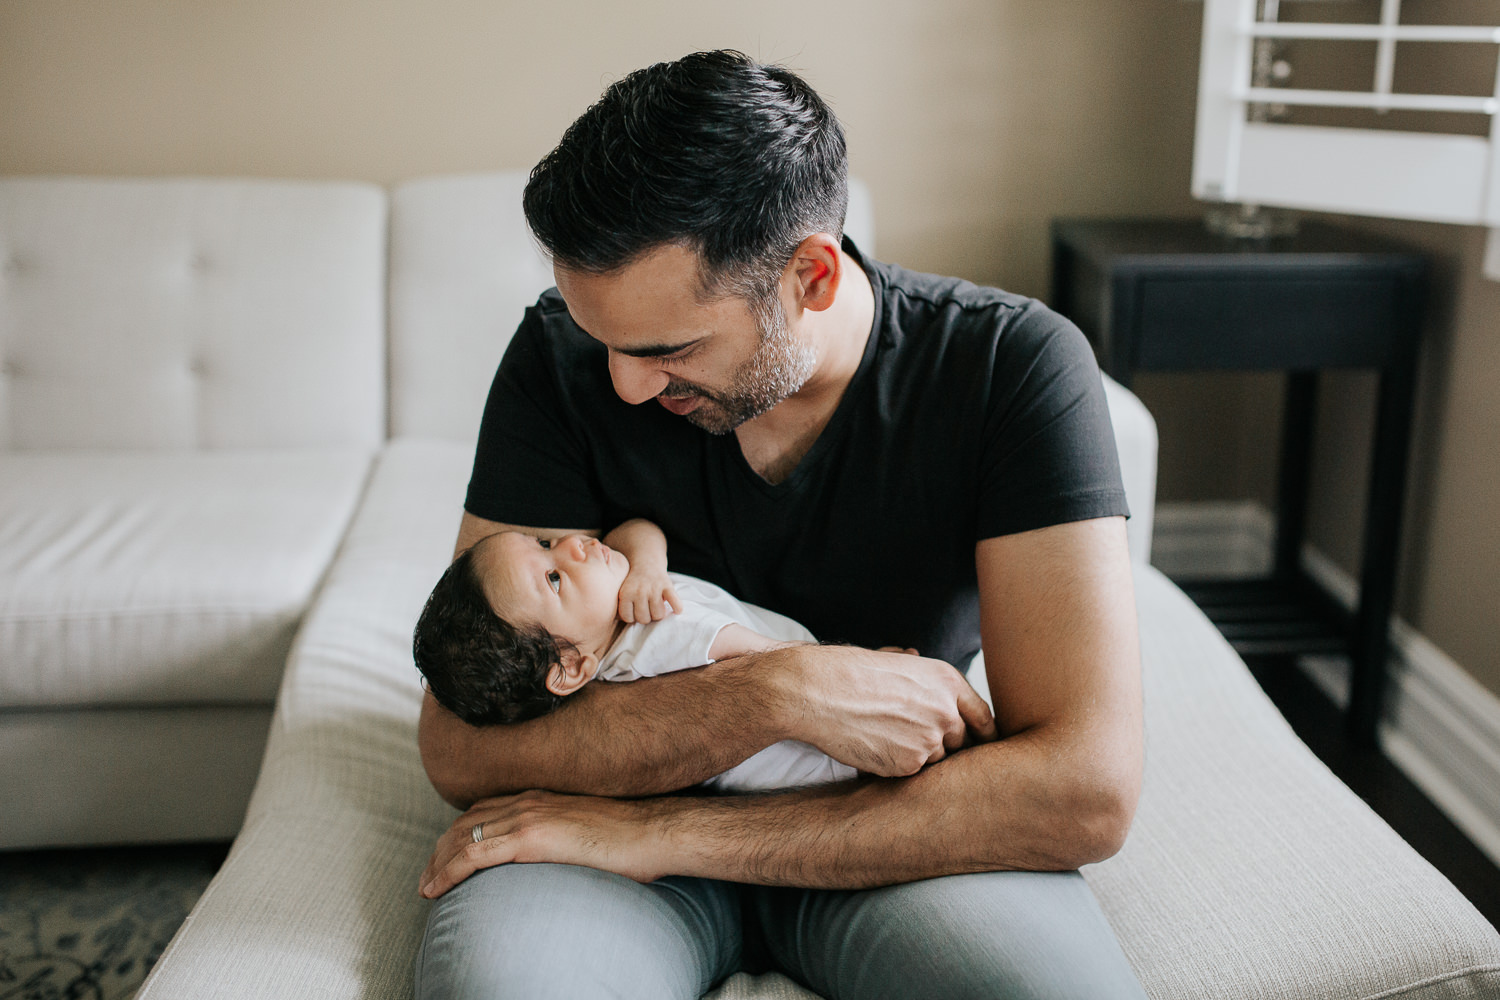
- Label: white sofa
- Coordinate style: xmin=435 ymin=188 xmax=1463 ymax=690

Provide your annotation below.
xmin=1 ymin=174 xmax=1497 ymax=999
xmin=0 ymin=177 xmax=386 ymax=846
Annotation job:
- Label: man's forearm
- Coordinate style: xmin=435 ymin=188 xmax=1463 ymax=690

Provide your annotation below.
xmin=640 ymin=724 xmax=1139 ymax=887
xmin=420 ymin=720 xmax=1140 ymax=899
xmin=418 ymin=641 xmax=992 ymax=808
xmin=418 ymin=650 xmax=793 ymax=807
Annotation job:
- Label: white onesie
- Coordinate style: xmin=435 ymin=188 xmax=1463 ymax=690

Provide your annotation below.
xmin=598 ymin=573 xmax=857 ymax=794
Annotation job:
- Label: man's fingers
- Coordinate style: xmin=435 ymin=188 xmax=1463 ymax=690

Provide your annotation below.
xmin=956 ymin=682 xmax=998 ymax=743
xmin=420 ymin=835 xmax=516 ymax=898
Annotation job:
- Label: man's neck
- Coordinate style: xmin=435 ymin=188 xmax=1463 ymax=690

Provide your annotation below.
xmin=735 ymin=250 xmax=875 ymax=484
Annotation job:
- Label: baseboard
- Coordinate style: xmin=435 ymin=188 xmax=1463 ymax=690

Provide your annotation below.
xmin=1150 ymin=501 xmax=1274 ymax=578
xmin=1153 ymin=501 xmax=1500 ymax=869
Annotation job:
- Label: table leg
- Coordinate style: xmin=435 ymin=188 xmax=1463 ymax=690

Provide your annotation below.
xmin=1348 ymin=361 xmax=1419 ymax=745
xmin=1274 ymin=372 xmax=1318 ymax=584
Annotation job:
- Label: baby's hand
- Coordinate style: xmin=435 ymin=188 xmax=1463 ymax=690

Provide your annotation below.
xmin=618 ymin=568 xmax=682 ymax=624
xmin=878 ymin=645 xmax=920 ymax=655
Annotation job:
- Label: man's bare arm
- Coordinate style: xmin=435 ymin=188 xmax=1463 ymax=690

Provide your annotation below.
xmin=421 ymin=516 xmax=1142 ymax=894
xmin=421 ymin=512 xmax=993 ymax=809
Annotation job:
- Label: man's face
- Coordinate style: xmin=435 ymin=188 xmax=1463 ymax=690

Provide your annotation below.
xmin=472 ymin=531 xmax=629 ymax=651
xmin=553 ymin=245 xmax=816 ymax=435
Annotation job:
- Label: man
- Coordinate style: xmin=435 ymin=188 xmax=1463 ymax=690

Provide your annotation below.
xmin=415 ymin=50 xmax=1146 ymax=999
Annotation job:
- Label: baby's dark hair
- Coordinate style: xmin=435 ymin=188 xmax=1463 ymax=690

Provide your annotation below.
xmin=412 ymin=542 xmax=573 ymax=725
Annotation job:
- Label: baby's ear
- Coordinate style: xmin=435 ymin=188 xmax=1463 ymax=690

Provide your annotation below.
xmin=544 ymin=649 xmax=600 ymax=697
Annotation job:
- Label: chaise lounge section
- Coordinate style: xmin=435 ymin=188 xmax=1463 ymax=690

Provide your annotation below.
xmin=0 ymin=177 xmax=385 ymax=848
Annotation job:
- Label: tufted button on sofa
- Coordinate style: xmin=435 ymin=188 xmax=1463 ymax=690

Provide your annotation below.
xmin=1 ymin=173 xmax=1496 ymax=1000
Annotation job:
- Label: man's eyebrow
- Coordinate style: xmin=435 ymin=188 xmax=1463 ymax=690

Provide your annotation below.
xmin=567 ymin=313 xmax=704 ymax=358
xmin=613 ymin=337 xmax=706 ymax=359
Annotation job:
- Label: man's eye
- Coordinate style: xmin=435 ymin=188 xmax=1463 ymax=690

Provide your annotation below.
xmin=547 ymin=570 xmax=561 ymax=594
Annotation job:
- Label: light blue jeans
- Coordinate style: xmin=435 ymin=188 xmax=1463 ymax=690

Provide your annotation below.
xmin=414 ymin=863 xmax=1147 ymax=999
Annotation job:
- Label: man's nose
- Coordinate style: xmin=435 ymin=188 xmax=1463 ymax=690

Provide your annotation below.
xmin=607 ymin=351 xmax=669 ymax=406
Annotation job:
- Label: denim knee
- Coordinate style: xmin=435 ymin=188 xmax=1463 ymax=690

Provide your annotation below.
xmin=415 ymin=864 xmax=740 ymax=1000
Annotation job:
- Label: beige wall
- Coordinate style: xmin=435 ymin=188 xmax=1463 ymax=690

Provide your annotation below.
xmin=0 ymin=0 xmax=1202 ymax=295
xmin=6 ymin=2 xmax=1495 ymax=698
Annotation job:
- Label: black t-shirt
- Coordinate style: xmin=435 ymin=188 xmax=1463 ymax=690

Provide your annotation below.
xmin=465 ymin=242 xmax=1128 ymax=671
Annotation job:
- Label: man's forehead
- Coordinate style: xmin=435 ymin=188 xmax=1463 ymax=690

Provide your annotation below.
xmin=552 ymin=247 xmax=748 ymax=350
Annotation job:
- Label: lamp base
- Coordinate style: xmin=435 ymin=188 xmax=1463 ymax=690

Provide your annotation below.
xmin=1205 ymin=203 xmax=1301 ymax=240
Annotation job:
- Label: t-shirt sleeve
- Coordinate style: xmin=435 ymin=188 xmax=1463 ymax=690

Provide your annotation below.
xmin=975 ymin=302 xmax=1129 ymax=540
xmin=464 ymin=305 xmax=605 ymax=530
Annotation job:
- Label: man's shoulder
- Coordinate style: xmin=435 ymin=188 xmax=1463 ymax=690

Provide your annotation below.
xmin=519 ymin=288 xmax=597 ymax=353
xmin=871 ymin=259 xmax=1070 ymax=344
xmin=502 ymin=288 xmax=609 ymax=391
xmin=534 ymin=286 xmax=572 ymax=319
xmin=874 ymin=258 xmax=1031 ymax=316
xmin=868 ymin=258 xmax=1080 ymax=368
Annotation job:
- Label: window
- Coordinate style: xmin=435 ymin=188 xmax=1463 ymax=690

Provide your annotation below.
xmin=1193 ymin=0 xmax=1500 ymax=274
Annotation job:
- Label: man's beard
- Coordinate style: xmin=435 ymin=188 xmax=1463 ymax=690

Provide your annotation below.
xmin=663 ymin=296 xmax=818 ymax=435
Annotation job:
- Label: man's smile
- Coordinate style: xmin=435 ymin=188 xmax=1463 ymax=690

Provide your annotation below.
xmin=658 ymin=394 xmax=703 ymax=416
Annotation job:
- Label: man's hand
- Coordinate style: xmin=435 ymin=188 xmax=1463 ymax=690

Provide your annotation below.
xmin=773 ymin=646 xmax=999 ymax=775
xmin=419 ymin=790 xmax=663 ymax=898
xmin=617 ymin=564 xmax=682 ymax=624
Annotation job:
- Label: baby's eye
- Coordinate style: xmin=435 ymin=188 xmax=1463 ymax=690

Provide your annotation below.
xmin=546 ymin=570 xmax=561 ymax=594
xmin=538 ymin=538 xmax=552 ymax=549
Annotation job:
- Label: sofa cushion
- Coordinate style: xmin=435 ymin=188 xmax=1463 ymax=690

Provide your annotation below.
xmin=1089 ymin=573 xmax=1500 ymax=999
xmin=0 ymin=176 xmax=386 ymax=450
xmin=388 ymin=174 xmax=555 ymax=445
xmin=137 ymin=438 xmax=466 ymax=1000
xmin=0 ymin=449 xmax=371 ymax=708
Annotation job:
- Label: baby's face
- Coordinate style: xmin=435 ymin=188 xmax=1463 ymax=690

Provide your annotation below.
xmin=471 ymin=532 xmax=630 ymax=651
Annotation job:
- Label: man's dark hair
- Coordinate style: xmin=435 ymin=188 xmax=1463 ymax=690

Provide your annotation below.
xmin=523 ymin=49 xmax=848 ymax=305
xmin=412 ymin=546 xmax=570 ymax=725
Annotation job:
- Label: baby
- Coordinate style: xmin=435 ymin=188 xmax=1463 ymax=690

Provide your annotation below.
xmin=412 ymin=518 xmax=856 ymax=793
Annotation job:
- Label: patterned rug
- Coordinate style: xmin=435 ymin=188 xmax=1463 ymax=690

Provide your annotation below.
xmin=0 ymin=843 xmax=227 ymax=1000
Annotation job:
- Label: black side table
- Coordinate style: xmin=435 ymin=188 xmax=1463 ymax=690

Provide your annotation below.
xmin=1051 ymin=218 xmax=1428 ymax=744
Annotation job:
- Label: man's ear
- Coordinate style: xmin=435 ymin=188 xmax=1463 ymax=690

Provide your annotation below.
xmin=544 ymin=648 xmax=600 ymax=697
xmin=787 ymin=233 xmax=843 ymax=313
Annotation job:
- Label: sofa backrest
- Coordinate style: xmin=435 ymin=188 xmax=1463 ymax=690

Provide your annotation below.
xmin=387 ymin=171 xmax=877 ymax=444
xmin=387 ymin=173 xmax=552 ymax=444
xmin=0 ymin=177 xmax=385 ymax=450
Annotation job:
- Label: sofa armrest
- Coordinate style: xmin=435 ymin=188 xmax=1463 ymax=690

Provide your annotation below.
xmin=1102 ymin=375 xmax=1157 ymax=566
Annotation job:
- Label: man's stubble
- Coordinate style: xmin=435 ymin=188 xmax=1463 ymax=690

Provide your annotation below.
xmin=664 ymin=295 xmax=818 ymax=435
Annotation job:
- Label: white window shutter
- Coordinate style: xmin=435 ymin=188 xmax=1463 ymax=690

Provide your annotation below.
xmin=1192 ymin=0 xmax=1500 ymax=275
